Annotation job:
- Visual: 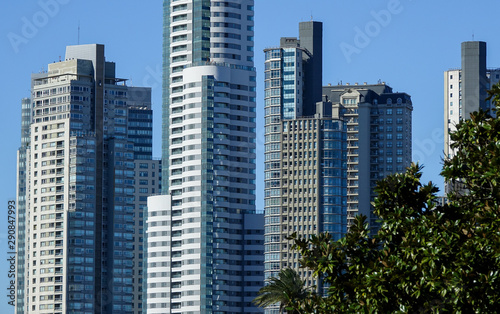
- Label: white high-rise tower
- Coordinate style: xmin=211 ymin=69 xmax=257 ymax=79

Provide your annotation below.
xmin=146 ymin=1 xmax=263 ymax=313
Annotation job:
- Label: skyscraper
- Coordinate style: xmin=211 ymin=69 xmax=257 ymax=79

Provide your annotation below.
xmin=263 ymin=22 xmax=413 ymax=298
xmin=444 ymin=41 xmax=500 ymax=161
xmin=15 ymin=44 xmax=153 ymax=313
xmin=145 ymin=1 xmax=263 ymax=313
xmin=264 ymin=22 xmax=347 ymax=285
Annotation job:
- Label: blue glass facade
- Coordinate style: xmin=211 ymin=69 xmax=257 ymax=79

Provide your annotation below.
xmin=319 ymin=120 xmax=347 ymax=239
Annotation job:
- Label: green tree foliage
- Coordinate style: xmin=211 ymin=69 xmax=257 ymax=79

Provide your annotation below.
xmin=253 ymin=268 xmax=310 ymax=313
xmin=285 ymin=85 xmax=500 ymax=313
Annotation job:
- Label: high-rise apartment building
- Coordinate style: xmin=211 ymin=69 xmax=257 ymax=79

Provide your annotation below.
xmin=263 ymin=22 xmax=413 ymax=296
xmin=323 ymin=84 xmax=413 ymax=229
xmin=145 ymin=1 xmax=263 ymax=313
xmin=132 ymin=159 xmax=162 ymax=313
xmin=444 ymin=41 xmax=500 ymax=160
xmin=15 ymin=44 xmax=154 ymax=313
xmin=264 ymin=22 xmax=346 ymax=285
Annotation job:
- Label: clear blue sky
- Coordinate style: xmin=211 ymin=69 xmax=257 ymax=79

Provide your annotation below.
xmin=1 ymin=0 xmax=500 ymax=308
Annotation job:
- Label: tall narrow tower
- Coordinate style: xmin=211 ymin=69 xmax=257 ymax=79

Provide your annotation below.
xmin=461 ymin=41 xmax=488 ymax=116
xmin=444 ymin=42 xmax=500 ymax=161
xmin=263 ymin=21 xmax=348 ymax=292
xmin=146 ymin=1 xmax=263 ymax=313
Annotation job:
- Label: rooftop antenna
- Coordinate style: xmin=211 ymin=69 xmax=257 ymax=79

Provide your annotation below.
xmin=78 ymin=21 xmax=80 ymax=45
xmin=472 ymin=32 xmax=474 ymax=41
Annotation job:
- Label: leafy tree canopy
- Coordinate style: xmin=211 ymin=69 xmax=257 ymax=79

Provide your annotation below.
xmin=253 ymin=268 xmax=310 ymax=313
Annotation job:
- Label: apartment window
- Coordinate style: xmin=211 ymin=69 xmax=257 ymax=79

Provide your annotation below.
xmin=172 ymin=55 xmax=187 ymax=63
xmin=172 ymin=14 xmax=187 ymax=22
xmin=172 ymin=24 xmax=187 ymax=32
xmin=172 ymin=35 xmax=187 ymax=43
xmin=172 ymin=4 xmax=187 ymax=11
xmin=172 ymin=45 xmax=187 ymax=53
xmin=343 ymin=98 xmax=356 ymax=105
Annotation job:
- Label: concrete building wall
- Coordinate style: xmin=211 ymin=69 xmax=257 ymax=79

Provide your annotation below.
xmin=462 ymin=41 xmax=487 ymax=116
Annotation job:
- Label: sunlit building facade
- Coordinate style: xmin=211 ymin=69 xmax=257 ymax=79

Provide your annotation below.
xmin=15 ymin=44 xmax=153 ymax=313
